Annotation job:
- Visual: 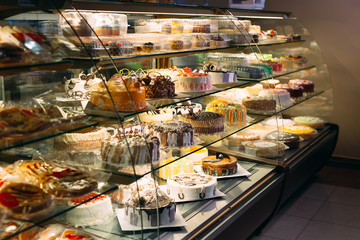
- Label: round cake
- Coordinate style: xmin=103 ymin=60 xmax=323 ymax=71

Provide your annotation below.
xmin=288 ymin=79 xmax=314 ymax=93
xmin=202 ymin=153 xmax=237 ymax=177
xmin=145 ymin=121 xmax=195 ymax=148
xmin=245 ymin=140 xmax=286 ymax=158
xmin=227 ymin=131 xmax=260 ymax=150
xmin=180 ymin=145 xmax=208 ymax=165
xmin=90 ymin=75 xmax=146 ymax=111
xmin=258 ymin=89 xmax=292 ymax=107
xmin=173 ymin=67 xmax=212 ymax=92
xmin=293 ymin=116 xmax=325 ymax=129
xmin=242 ymin=95 xmax=276 ymax=112
xmin=275 ymin=84 xmax=304 ymax=98
xmin=66 ymin=192 xmax=114 ymax=227
xmin=138 ymin=109 xmax=173 ymax=123
xmin=179 ymin=112 xmax=224 ymax=134
xmin=53 ymin=127 xmax=108 ymax=151
xmin=166 ymin=173 xmax=217 ymax=201
xmin=283 ymin=125 xmax=317 ymax=140
xmin=206 ymin=100 xmax=247 ymax=124
xmin=265 ymin=130 xmax=300 ymax=149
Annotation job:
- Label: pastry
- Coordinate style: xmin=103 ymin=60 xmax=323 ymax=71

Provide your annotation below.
xmin=64 ymin=71 xmax=102 ymax=100
xmin=242 ymin=96 xmax=276 ymax=112
xmin=202 ymin=153 xmax=237 ymax=176
xmin=179 ymin=112 xmax=224 ymax=134
xmin=145 ymin=121 xmax=194 ymax=148
xmin=124 ymin=178 xmax=176 ymax=227
xmin=275 ymin=84 xmax=304 ymax=98
xmin=288 ymin=79 xmax=314 ymax=93
xmin=206 ymin=100 xmax=247 ymax=124
xmin=180 ymin=145 xmax=208 ymax=165
xmin=138 ymin=109 xmax=173 ymax=123
xmin=260 ymin=79 xmax=280 ymax=88
xmin=66 ymin=192 xmax=114 ymax=227
xmin=265 ymin=131 xmax=300 ymax=149
xmin=245 ymin=140 xmax=286 ymax=158
xmin=53 ymin=127 xmax=109 ymax=151
xmin=293 ymin=116 xmax=325 ymax=129
xmin=283 ymin=125 xmax=317 ymax=140
xmin=166 ymin=173 xmax=217 ymax=201
xmin=0 ymin=183 xmax=54 ymax=219
xmin=141 ymin=75 xmax=175 ymax=99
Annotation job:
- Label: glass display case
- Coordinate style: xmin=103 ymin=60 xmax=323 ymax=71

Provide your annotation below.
xmin=0 ymin=1 xmax=337 ymax=240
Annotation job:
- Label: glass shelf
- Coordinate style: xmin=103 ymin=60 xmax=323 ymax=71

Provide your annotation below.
xmin=0 ymin=60 xmax=74 ymax=76
xmin=0 ymin=120 xmax=98 ymax=153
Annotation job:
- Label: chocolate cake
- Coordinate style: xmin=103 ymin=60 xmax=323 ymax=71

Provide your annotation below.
xmin=275 ymin=84 xmax=304 ymax=98
xmin=202 ymin=153 xmax=237 ymax=176
xmin=145 ymin=121 xmax=194 ymax=148
xmin=179 ymin=112 xmax=224 ymax=134
xmin=141 ymin=75 xmax=175 ymax=99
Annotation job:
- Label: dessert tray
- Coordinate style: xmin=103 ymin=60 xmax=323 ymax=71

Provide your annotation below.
xmin=193 ymin=163 xmax=251 ymax=179
xmin=115 ymin=208 xmax=186 ymax=231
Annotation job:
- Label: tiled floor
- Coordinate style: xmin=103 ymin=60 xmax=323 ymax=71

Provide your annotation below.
xmin=249 ymin=183 xmax=360 ymax=240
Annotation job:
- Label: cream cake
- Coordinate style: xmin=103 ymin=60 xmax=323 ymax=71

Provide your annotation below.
xmin=166 ymin=173 xmax=217 ymax=201
xmin=245 ymin=140 xmax=286 ymax=158
xmin=66 ymin=192 xmax=114 ymax=227
xmin=288 ymin=79 xmax=314 ymax=93
xmin=258 ymin=89 xmax=292 ymax=107
xmin=293 ymin=116 xmax=325 ymax=129
xmin=172 ymin=67 xmax=212 ymax=92
xmin=206 ymin=100 xmax=247 ymax=124
xmin=180 ymin=145 xmax=208 ymax=165
xmin=145 ymin=121 xmax=195 ymax=148
xmin=164 ymin=101 xmax=202 ymax=116
xmin=53 ymin=127 xmax=109 ymax=151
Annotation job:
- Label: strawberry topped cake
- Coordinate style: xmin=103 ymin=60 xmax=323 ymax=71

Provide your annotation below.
xmin=172 ymin=67 xmax=212 ymax=92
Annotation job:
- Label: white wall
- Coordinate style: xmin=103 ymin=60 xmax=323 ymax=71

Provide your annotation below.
xmin=264 ymin=0 xmax=360 ymax=160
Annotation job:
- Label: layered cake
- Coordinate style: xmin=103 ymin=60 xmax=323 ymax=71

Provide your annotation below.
xmin=258 ymin=89 xmax=292 ymax=107
xmin=141 ymin=75 xmax=175 ymax=99
xmin=158 ymin=150 xmax=194 ymax=179
xmin=265 ymin=131 xmax=300 ymax=149
xmin=283 ymin=125 xmax=317 ymax=140
xmin=242 ymin=96 xmax=276 ymax=112
xmin=66 ymin=192 xmax=114 ymax=227
xmin=164 ymin=101 xmax=202 ymax=116
xmin=0 ymin=183 xmax=54 ymax=219
xmin=275 ymin=84 xmax=304 ymax=98
xmin=288 ymin=79 xmax=314 ymax=93
xmin=206 ymin=100 xmax=247 ymax=124
xmin=179 ymin=112 xmax=224 ymax=134
xmin=172 ymin=67 xmax=212 ymax=92
xmin=260 ymin=79 xmax=280 ymax=88
xmin=166 ymin=173 xmax=217 ymax=201
xmin=293 ymin=116 xmax=325 ymax=129
xmin=202 ymin=153 xmax=237 ymax=177
xmin=53 ymin=127 xmax=109 ymax=151
xmin=101 ymin=133 xmax=160 ymax=165
xmin=90 ymin=74 xmax=146 ymax=111
xmin=124 ymin=180 xmax=176 ymax=227
xmin=180 ymin=145 xmax=208 ymax=165
xmin=138 ymin=109 xmax=173 ymax=123
xmin=145 ymin=121 xmax=194 ymax=148
xmin=245 ymin=140 xmax=286 ymax=158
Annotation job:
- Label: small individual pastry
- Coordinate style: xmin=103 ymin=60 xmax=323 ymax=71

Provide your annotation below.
xmin=293 ymin=116 xmax=325 ymax=129
xmin=180 ymin=145 xmax=208 ymax=165
xmin=202 ymin=153 xmax=237 ymax=177
xmin=265 ymin=131 xmax=301 ymax=149
xmin=0 ymin=183 xmax=54 ymax=219
xmin=260 ymin=79 xmax=280 ymax=88
xmin=283 ymin=125 xmax=317 ymax=140
xmin=245 ymin=140 xmax=286 ymax=158
xmin=288 ymin=79 xmax=314 ymax=93
xmin=179 ymin=112 xmax=224 ymax=134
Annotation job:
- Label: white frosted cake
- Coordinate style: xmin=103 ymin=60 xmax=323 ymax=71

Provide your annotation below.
xmin=166 ymin=173 xmax=217 ymax=201
xmin=258 ymin=89 xmax=292 ymax=107
xmin=173 ymin=68 xmax=212 ymax=92
xmin=66 ymin=192 xmax=114 ymax=227
xmin=207 ymin=71 xmax=237 ymax=84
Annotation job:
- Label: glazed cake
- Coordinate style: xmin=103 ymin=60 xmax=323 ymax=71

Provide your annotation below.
xmin=90 ymin=74 xmax=146 ymax=111
xmin=275 ymin=84 xmax=304 ymax=98
xmin=179 ymin=112 xmax=224 ymax=134
xmin=206 ymin=100 xmax=247 ymax=124
xmin=202 ymin=153 xmax=237 ymax=177
xmin=288 ymin=79 xmax=314 ymax=93
xmin=293 ymin=116 xmax=325 ymax=129
xmin=145 ymin=121 xmax=194 ymax=148
xmin=258 ymin=89 xmax=292 ymax=107
xmin=245 ymin=140 xmax=286 ymax=158
xmin=141 ymin=75 xmax=175 ymax=99
xmin=53 ymin=127 xmax=109 ymax=151
xmin=66 ymin=192 xmax=114 ymax=227
xmin=166 ymin=173 xmax=217 ymax=201
xmin=242 ymin=96 xmax=276 ymax=112
xmin=180 ymin=145 xmax=208 ymax=165
xmin=101 ymin=133 xmax=160 ymax=165
xmin=124 ymin=179 xmax=176 ymax=227
xmin=265 ymin=131 xmax=300 ymax=149
xmin=283 ymin=125 xmax=317 ymax=140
